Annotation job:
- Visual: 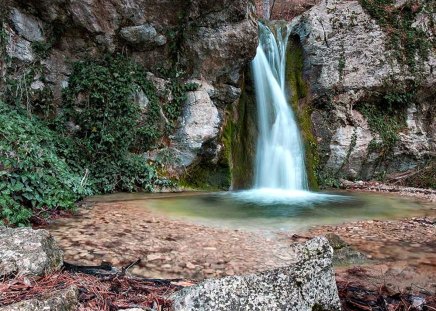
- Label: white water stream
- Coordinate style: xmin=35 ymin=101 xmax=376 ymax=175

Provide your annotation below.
xmin=231 ymin=23 xmax=345 ymax=204
xmin=252 ymin=23 xmax=308 ymax=191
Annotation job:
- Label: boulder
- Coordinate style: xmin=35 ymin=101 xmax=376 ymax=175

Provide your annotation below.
xmin=171 ymin=236 xmax=341 ymax=311
xmin=184 ymin=18 xmax=258 ymax=84
xmin=0 ymin=286 xmax=78 ymax=311
xmin=0 ymin=228 xmax=63 ymax=277
xmin=5 ymin=27 xmax=35 ymax=62
xmin=175 ymin=81 xmax=221 ymax=167
xmin=120 ymin=24 xmax=167 ymax=48
xmin=10 ymin=8 xmax=45 ymax=42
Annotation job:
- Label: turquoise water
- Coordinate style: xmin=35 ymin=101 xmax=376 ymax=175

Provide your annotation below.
xmin=90 ymin=191 xmax=434 ymax=232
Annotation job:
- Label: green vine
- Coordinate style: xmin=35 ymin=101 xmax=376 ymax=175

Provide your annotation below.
xmin=359 ymin=0 xmax=433 ymax=72
xmin=357 ymin=89 xmax=411 ymax=155
xmin=56 ymin=55 xmax=170 ymax=192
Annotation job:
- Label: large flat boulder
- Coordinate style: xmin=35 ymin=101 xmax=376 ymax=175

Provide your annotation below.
xmin=0 ymin=286 xmax=78 ymax=311
xmin=171 ymin=236 xmax=341 ymax=311
xmin=0 ymin=228 xmax=63 ymax=277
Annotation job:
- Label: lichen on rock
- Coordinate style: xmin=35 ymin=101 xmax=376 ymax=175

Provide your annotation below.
xmin=0 ymin=286 xmax=78 ymax=311
xmin=171 ymin=236 xmax=341 ymax=311
xmin=0 ymin=228 xmax=63 ymax=277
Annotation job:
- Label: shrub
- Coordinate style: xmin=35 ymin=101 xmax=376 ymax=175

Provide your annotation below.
xmin=0 ymin=101 xmax=91 ymax=226
xmin=56 ymin=55 xmax=169 ymax=194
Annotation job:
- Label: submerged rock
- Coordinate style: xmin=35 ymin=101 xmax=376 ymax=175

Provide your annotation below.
xmin=171 ymin=236 xmax=341 ymax=311
xmin=0 ymin=286 xmax=78 ymax=311
xmin=325 ymin=233 xmax=368 ymax=265
xmin=0 ymin=228 xmax=63 ymax=277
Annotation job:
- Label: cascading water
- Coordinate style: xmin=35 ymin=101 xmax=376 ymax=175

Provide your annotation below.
xmin=230 ymin=23 xmax=346 ymax=204
xmin=252 ymin=23 xmax=308 ymax=191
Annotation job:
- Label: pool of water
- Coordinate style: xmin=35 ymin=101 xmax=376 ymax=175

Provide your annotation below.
xmin=88 ymin=190 xmax=435 ymax=232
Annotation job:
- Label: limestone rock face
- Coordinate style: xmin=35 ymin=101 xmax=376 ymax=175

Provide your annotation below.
xmin=0 ymin=286 xmax=78 ymax=311
xmin=290 ymin=0 xmax=435 ymax=183
xmin=10 ymin=8 xmax=44 ymax=42
xmin=172 ymin=237 xmax=341 ymax=311
xmin=185 ymin=19 xmax=258 ymax=83
xmin=292 ymin=2 xmax=389 ymax=94
xmin=120 ymin=24 xmax=167 ymax=48
xmin=175 ymin=81 xmax=221 ymax=167
xmin=1 ymin=0 xmax=257 ymax=187
xmin=0 ymin=228 xmax=63 ymax=277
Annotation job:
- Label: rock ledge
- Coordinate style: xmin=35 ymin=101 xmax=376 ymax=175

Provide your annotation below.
xmin=171 ymin=236 xmax=341 ymax=311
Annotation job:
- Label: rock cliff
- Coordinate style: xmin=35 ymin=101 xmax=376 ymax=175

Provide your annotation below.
xmin=1 ymin=0 xmax=434 ymax=190
xmin=223 ymin=0 xmax=435 ymax=190
xmin=289 ymin=0 xmax=435 ymax=186
xmin=0 ymin=0 xmax=258 ymax=189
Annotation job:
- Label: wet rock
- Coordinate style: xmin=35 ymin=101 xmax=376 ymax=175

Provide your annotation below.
xmin=172 ymin=237 xmax=341 ymax=311
xmin=0 ymin=228 xmax=63 ymax=277
xmin=325 ymin=233 xmax=368 ymax=265
xmin=0 ymin=286 xmax=78 ymax=311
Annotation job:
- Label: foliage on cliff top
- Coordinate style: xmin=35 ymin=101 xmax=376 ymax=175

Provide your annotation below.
xmin=359 ymin=0 xmax=433 ymax=70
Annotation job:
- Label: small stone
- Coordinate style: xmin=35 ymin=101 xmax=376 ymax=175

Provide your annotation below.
xmin=186 ymin=262 xmax=196 ymax=270
xmin=203 ymin=247 xmax=217 ymax=251
xmin=146 ymin=254 xmax=162 ymax=261
xmin=30 ymin=80 xmax=45 ymax=90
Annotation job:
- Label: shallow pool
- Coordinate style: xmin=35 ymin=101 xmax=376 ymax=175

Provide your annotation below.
xmin=88 ymin=190 xmax=435 ymax=231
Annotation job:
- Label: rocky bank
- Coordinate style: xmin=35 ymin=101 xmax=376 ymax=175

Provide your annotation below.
xmin=0 ymin=227 xmax=341 ymax=311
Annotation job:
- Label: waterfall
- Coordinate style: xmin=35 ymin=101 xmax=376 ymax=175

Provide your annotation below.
xmin=252 ymin=23 xmax=308 ymax=191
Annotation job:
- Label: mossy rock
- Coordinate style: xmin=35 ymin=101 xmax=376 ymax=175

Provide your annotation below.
xmin=286 ymin=35 xmax=319 ymax=190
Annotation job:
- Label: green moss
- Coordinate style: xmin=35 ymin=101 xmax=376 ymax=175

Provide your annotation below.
xmin=180 ymin=162 xmax=231 ymax=191
xmin=223 ymin=71 xmax=258 ymax=189
xmin=359 ymin=0 xmax=433 ymax=72
xmin=286 ymin=36 xmax=319 ymax=190
xmin=356 ymin=89 xmax=411 ymax=156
